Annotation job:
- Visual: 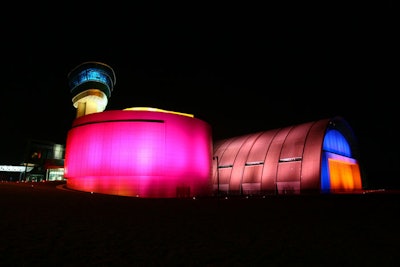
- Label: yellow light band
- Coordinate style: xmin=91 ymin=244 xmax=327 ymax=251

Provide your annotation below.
xmin=123 ymin=107 xmax=194 ymax=118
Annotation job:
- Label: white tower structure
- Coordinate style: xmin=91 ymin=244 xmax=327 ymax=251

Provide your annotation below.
xmin=67 ymin=61 xmax=116 ymax=118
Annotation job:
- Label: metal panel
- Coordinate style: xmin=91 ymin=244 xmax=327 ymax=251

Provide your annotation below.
xmin=276 ymin=181 xmax=301 ymax=194
xmin=261 ymin=127 xmax=292 ymax=192
xmin=212 ymin=135 xmax=249 ymax=194
xmin=214 ymin=183 xmax=229 ymax=193
xmin=280 ymin=122 xmax=314 ymax=160
xmin=246 ymin=130 xmax=279 ymax=162
xmin=219 ymin=136 xmax=246 ymax=167
xmin=212 ymin=138 xmax=235 ymax=186
xmin=277 ymin=161 xmax=302 ymax=182
xmin=244 ymin=130 xmax=280 ymax=192
xmin=242 ymin=165 xmax=264 ymax=184
xmin=218 ymin=167 xmax=233 ymax=185
xmin=229 ymin=133 xmax=260 ymax=193
xmin=276 ymin=122 xmax=313 ymax=188
xmin=301 ymin=118 xmax=330 ymax=192
xmin=242 ymin=182 xmax=261 ymax=195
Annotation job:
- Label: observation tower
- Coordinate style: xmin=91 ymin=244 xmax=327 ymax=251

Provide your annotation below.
xmin=64 ymin=61 xmax=213 ymax=198
xmin=67 ymin=61 xmax=116 ymax=118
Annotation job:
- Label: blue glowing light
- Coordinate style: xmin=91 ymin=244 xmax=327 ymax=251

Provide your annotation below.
xmin=323 ymin=129 xmax=351 ymax=157
xmin=69 ymin=68 xmax=114 ymax=95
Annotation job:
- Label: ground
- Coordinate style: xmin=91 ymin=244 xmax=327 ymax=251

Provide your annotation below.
xmin=0 ymin=181 xmax=398 ymax=266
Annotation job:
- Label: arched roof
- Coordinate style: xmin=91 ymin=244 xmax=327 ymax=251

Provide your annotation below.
xmin=212 ymin=116 xmax=362 ymax=195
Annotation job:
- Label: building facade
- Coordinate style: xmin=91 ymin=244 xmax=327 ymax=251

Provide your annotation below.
xmin=212 ymin=116 xmax=362 ymax=195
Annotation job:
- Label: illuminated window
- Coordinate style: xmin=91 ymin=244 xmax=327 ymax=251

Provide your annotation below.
xmin=279 ymin=157 xmax=302 ymax=162
xmin=323 ymin=129 xmax=351 ymax=156
xmin=245 ymin=161 xmax=264 ymax=166
xmin=219 ymin=164 xmax=233 ymax=169
xmin=69 ymin=68 xmax=113 ymax=93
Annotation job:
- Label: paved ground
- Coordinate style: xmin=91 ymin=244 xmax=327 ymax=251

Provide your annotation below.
xmin=0 ymin=181 xmax=399 ymax=266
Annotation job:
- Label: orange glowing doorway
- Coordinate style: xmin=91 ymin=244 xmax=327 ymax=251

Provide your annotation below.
xmin=328 ymin=159 xmax=362 ymax=192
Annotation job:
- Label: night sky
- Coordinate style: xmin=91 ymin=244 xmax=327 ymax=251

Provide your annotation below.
xmin=1 ymin=2 xmax=396 ymax=189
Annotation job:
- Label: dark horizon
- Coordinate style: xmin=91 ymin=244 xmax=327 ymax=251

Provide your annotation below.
xmin=1 ymin=181 xmax=399 ymax=266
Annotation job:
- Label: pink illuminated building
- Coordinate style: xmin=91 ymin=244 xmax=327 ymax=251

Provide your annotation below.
xmin=64 ymin=108 xmax=212 ymax=198
xmin=64 ymin=62 xmax=363 ymax=198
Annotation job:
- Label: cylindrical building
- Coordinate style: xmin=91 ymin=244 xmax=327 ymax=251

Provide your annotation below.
xmin=64 ymin=108 xmax=213 ymax=198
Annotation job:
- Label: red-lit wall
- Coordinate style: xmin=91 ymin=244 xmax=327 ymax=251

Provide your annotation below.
xmin=64 ymin=110 xmax=213 ymax=198
xmin=212 ymin=117 xmax=362 ymax=195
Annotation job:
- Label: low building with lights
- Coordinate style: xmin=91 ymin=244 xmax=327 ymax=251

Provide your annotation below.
xmin=0 ymin=139 xmax=65 ymax=182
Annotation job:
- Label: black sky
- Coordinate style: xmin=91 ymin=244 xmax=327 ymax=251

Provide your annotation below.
xmin=1 ymin=1 xmax=396 ymax=189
